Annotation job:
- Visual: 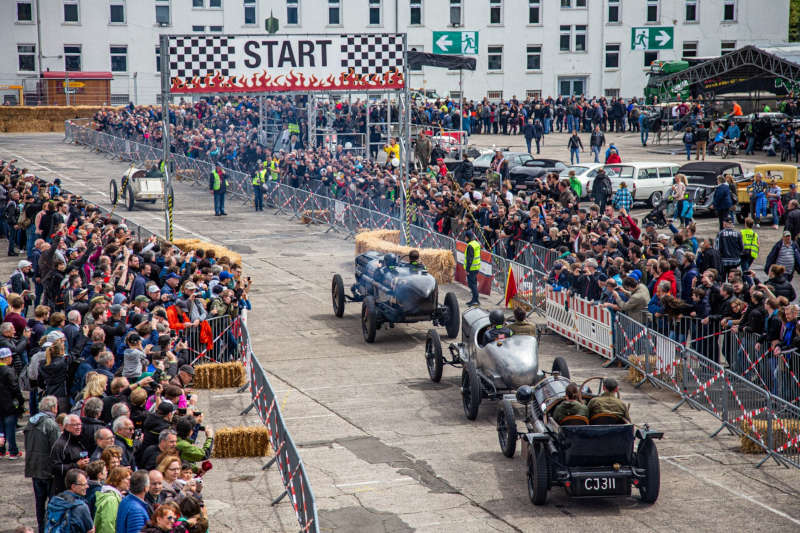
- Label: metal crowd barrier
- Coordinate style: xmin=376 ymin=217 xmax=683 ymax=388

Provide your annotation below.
xmin=239 ymin=322 xmax=319 ymax=533
xmin=184 ymin=315 xmax=242 ymax=365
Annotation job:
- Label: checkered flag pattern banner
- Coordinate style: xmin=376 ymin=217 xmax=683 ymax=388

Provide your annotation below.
xmin=169 ymin=36 xmax=236 ymax=78
xmin=340 ymin=34 xmax=404 ymax=75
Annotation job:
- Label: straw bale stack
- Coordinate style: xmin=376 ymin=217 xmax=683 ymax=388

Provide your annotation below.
xmin=173 ymin=238 xmax=242 ymax=266
xmin=194 ymin=362 xmax=246 ymax=389
xmin=212 ymin=426 xmax=272 ymax=458
xmin=354 ymin=229 xmax=455 ymax=285
xmin=0 ymin=106 xmax=113 ymax=132
xmin=301 ymin=210 xmax=329 ymax=224
xmin=739 ymin=419 xmax=800 ymax=454
xmin=625 ymin=355 xmax=681 ymax=384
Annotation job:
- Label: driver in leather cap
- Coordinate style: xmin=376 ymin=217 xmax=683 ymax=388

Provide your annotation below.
xmin=407 ymin=249 xmax=423 ymax=269
xmin=509 ymin=306 xmax=536 ymax=335
xmin=483 ymin=309 xmax=513 ymax=344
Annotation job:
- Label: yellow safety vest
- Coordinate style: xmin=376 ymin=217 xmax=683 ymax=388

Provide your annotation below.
xmin=159 ymin=160 xmax=166 ymax=174
xmin=269 ymin=160 xmax=279 ymax=181
xmin=466 ymin=240 xmax=481 ymax=272
xmin=212 ymin=169 xmax=228 ymax=191
xmin=741 ymin=228 xmax=759 ymax=259
xmin=252 ymin=169 xmax=266 ymax=186
xmin=288 ymin=122 xmax=300 ymax=134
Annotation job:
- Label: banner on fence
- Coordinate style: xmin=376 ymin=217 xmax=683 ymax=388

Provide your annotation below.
xmin=454 ymin=241 xmax=493 ymax=295
xmin=546 ymin=287 xmax=613 ymax=359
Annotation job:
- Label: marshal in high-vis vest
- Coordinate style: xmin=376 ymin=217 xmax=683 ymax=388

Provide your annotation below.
xmin=209 ymin=165 xmax=229 ymax=216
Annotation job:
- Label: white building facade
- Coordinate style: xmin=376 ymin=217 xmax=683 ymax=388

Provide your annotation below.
xmin=2 ymin=0 xmax=788 ymax=105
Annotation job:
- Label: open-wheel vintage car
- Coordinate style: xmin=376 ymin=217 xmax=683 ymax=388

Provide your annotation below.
xmin=496 ymin=374 xmax=663 ymax=505
xmin=331 ymin=251 xmax=459 ymax=343
xmin=109 ymin=164 xmax=174 ymax=211
xmin=424 ymin=307 xmax=564 ymax=420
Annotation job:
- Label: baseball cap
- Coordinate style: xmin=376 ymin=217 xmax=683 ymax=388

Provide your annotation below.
xmin=147 ymin=285 xmax=160 ymax=294
xmin=109 ymin=304 xmax=122 ymax=315
xmin=17 ymin=259 xmax=32 ymax=269
xmin=156 ymin=401 xmax=175 ymax=415
xmin=166 ymin=272 xmax=180 ymax=281
xmin=134 ymin=295 xmax=150 ymax=304
xmin=179 ymin=364 xmax=195 ymax=376
xmin=629 ymin=269 xmax=643 ymax=281
xmin=784 ymin=230 xmax=792 ymax=237
xmin=184 ymin=281 xmax=198 ymax=291
xmin=219 ymin=271 xmax=233 ymax=281
xmin=0 ymin=347 xmax=12 ymax=360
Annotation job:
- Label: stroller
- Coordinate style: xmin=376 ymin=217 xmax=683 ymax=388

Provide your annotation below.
xmin=642 ymin=195 xmax=674 ymax=228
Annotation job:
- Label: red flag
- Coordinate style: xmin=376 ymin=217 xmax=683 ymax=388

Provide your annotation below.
xmin=505 ymin=266 xmax=518 ymax=308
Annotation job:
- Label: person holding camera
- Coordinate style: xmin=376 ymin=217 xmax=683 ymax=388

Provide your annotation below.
xmin=175 ymin=416 xmax=213 ymax=470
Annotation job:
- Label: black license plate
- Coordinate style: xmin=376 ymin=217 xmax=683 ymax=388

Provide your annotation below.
xmin=572 ymin=475 xmax=627 ymax=496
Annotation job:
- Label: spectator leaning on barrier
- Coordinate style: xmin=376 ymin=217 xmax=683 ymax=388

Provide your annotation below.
xmin=24 ymin=395 xmax=60 ymax=533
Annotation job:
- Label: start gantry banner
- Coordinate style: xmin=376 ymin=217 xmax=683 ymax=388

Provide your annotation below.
xmin=167 ymin=33 xmax=405 ymax=93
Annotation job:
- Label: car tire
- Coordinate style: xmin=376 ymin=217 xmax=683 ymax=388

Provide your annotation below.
xmin=126 ymin=183 xmax=135 ymax=211
xmin=527 ymin=445 xmax=549 ymax=505
xmin=552 ymin=357 xmax=570 ymax=379
xmin=637 ymin=439 xmax=661 ymax=503
xmin=443 ymin=292 xmax=460 ymax=339
xmin=461 ymin=362 xmax=481 ymax=420
xmin=648 ymin=191 xmax=663 ymax=208
xmin=331 ymin=274 xmax=345 ymax=318
xmin=497 ymin=400 xmax=517 ymax=458
xmin=361 ymin=295 xmax=378 ymax=343
xmin=425 ymin=329 xmax=444 ymax=383
xmin=109 ymin=179 xmax=118 ymax=207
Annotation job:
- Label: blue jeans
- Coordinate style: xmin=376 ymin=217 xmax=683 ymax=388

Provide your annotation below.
xmin=25 ymin=225 xmax=36 ymax=258
xmin=525 ymin=137 xmax=532 ymax=154
xmin=254 ymin=187 xmax=263 ymax=211
xmin=771 ymin=203 xmax=779 ymax=225
xmin=591 ymin=146 xmax=601 ymax=163
xmin=467 ymin=270 xmax=479 ymax=303
xmin=33 ymin=478 xmax=51 ymax=533
xmin=566 ymin=115 xmax=575 ymax=133
xmin=570 ymin=148 xmax=580 ymax=164
xmin=641 ymin=128 xmax=649 ymax=145
xmin=213 ymin=191 xmax=226 ymax=215
xmin=7 ymin=226 xmax=16 ymax=254
xmin=2 ymin=413 xmax=19 ymax=454
xmin=685 ymin=143 xmax=692 ymax=160
xmin=544 ymin=118 xmax=552 ymax=134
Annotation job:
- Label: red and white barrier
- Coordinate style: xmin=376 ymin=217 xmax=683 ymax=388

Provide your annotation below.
xmin=546 ymin=287 xmax=613 ymax=360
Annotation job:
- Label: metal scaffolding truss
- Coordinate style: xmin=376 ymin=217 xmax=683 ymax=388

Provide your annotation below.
xmin=657 ymin=45 xmax=800 ymax=88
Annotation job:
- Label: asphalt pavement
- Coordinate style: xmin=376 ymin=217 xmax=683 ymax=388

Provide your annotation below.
xmin=0 ymin=131 xmax=797 ymax=533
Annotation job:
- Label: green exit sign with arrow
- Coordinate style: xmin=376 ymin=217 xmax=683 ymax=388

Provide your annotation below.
xmin=432 ymin=31 xmax=479 ymax=55
xmin=631 ymin=26 xmax=674 ymax=50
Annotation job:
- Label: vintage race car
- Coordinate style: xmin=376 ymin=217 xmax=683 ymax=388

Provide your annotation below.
xmin=496 ymin=375 xmax=662 ymax=505
xmin=331 ymin=251 xmax=459 ymax=343
xmin=109 ymin=165 xmax=174 ymax=211
xmin=424 ymin=307 xmax=560 ymax=420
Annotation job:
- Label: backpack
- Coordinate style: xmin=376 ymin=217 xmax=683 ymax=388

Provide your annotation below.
xmin=44 ymin=494 xmax=82 ymax=533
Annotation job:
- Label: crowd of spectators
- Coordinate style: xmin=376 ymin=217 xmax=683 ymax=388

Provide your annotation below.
xmin=0 ymin=159 xmax=252 ymax=533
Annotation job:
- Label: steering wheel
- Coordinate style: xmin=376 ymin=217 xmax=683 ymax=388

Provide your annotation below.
xmin=579 ymin=376 xmax=621 ymax=399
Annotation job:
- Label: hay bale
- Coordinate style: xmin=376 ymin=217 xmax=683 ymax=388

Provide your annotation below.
xmin=301 ymin=209 xmax=329 ymax=224
xmin=625 ymin=355 xmax=681 ymax=384
xmin=194 ymin=362 xmax=246 ymax=389
xmin=212 ymin=426 xmax=272 ymax=458
xmin=354 ymin=229 xmax=455 ymax=285
xmin=173 ymin=238 xmax=242 ymax=266
xmin=739 ymin=419 xmax=800 ymax=454
xmin=0 ymin=106 xmax=118 ymax=133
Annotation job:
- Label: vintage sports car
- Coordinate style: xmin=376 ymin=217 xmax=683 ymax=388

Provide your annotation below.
xmin=109 ymin=164 xmax=174 ymax=211
xmin=497 ymin=375 xmax=662 ymax=505
xmin=331 ymin=251 xmax=459 ymax=343
xmin=424 ymin=306 xmax=567 ymax=420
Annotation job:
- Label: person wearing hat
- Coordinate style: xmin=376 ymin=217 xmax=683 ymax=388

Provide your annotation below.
xmin=170 ymin=364 xmax=194 ymax=390
xmin=161 ymin=273 xmax=181 ymax=301
xmin=464 ymin=230 xmax=482 ymax=306
xmin=133 ymin=295 xmax=150 ymax=315
xmin=587 ymin=377 xmax=629 ymax=421
xmin=0 ymin=346 xmax=25 ymax=458
xmin=177 ymin=281 xmax=207 ymax=323
xmin=139 ymin=402 xmax=176 ymax=453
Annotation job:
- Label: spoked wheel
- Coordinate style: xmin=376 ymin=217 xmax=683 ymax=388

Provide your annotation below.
xmin=527 ymin=445 xmax=550 ymax=505
xmin=637 ymin=439 xmax=661 ymax=503
xmin=648 ymin=191 xmax=662 ymax=208
xmin=425 ymin=329 xmax=444 ymax=382
xmin=443 ymin=292 xmax=460 ymax=339
xmin=361 ymin=295 xmax=378 ymax=343
xmin=497 ymin=400 xmax=518 ymax=458
xmin=331 ymin=274 xmax=345 ymax=318
xmin=552 ymin=357 xmax=570 ymax=379
xmin=461 ymin=362 xmax=481 ymax=420
xmin=109 ymin=179 xmax=119 ymax=207
xmin=126 ymin=183 xmax=135 ymax=211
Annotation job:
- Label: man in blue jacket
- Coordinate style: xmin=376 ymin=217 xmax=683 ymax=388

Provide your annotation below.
xmin=46 ymin=469 xmax=93 ymax=533
xmin=712 ymin=176 xmax=733 ymax=230
xmin=116 ymin=470 xmax=150 ymax=533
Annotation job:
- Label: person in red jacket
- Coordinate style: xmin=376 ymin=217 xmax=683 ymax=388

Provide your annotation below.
xmin=655 ymin=259 xmax=677 ymax=296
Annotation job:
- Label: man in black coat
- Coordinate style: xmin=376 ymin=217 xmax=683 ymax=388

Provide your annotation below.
xmin=24 ymin=395 xmax=60 ymax=533
xmin=0 ymin=348 xmax=25 ymax=457
xmin=78 ymin=397 xmax=106 ymax=456
xmin=138 ymin=401 xmax=175 ymax=456
xmin=50 ymin=414 xmax=89 ymax=495
xmin=696 ymin=238 xmax=722 ymax=274
xmin=592 ymin=169 xmax=612 ymax=212
xmin=784 ymin=200 xmax=800 ymax=240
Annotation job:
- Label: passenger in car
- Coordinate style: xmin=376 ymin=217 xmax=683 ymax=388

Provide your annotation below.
xmin=551 ymin=383 xmax=589 ymax=424
xmin=587 ymin=378 xmax=630 ymax=422
xmin=508 ymin=306 xmax=536 ymax=336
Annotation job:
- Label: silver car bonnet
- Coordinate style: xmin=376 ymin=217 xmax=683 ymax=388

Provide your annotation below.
xmin=477 ymin=334 xmax=539 ymax=389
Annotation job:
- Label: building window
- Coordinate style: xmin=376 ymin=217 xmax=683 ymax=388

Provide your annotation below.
xmin=682 ymin=41 xmax=698 ymax=58
xmin=64 ymin=0 xmax=79 ymax=23
xmin=487 ymin=45 xmax=503 ymax=71
xmin=410 ymin=0 xmax=422 ymax=25
xmin=192 ymin=0 xmax=203 ymax=6
xmin=721 ymin=41 xmax=736 ymax=54
xmin=110 ymin=1 xmax=125 ymax=23
xmin=487 ymin=90 xmax=503 ymax=100
xmin=644 ymin=51 xmax=658 ymax=67
xmin=192 ymin=25 xmax=205 ymax=31
xmin=526 ymin=90 xmax=541 ymax=99
xmin=561 ymin=0 xmax=586 ymax=8
xmin=110 ymin=45 xmax=127 ymax=72
xmin=17 ymin=1 xmax=33 ymax=22
xmin=528 ymin=0 xmax=540 ymax=24
xmin=723 ymin=0 xmax=736 ymax=21
xmin=605 ymin=43 xmax=620 ymax=68
xmin=286 ymin=0 xmax=298 ymax=25
xmin=368 ymin=0 xmax=381 ymax=25
xmin=64 ymin=45 xmax=82 ymax=71
xmin=209 ymin=25 xmax=223 ymax=32
xmin=209 ymin=0 xmax=221 ymax=7
xmin=17 ymin=44 xmax=35 ymax=71
xmin=155 ymin=46 xmax=160 ymax=72
xmin=646 ymin=0 xmax=659 ymax=22
xmin=685 ymin=0 xmax=698 ymax=22
xmin=607 ymin=0 xmax=619 ymax=23
xmin=328 ymin=0 xmax=340 ymax=25
xmin=489 ymin=0 xmax=502 ymax=25
xmin=155 ymin=0 xmax=170 ymax=25
xmin=560 ymin=25 xmax=571 ymax=51
xmin=409 ymin=45 xmax=423 ymax=71
xmin=526 ymin=45 xmax=541 ymax=70
xmin=575 ymin=25 xmax=587 ymax=52
xmin=605 ymin=89 xmax=620 ymax=98
xmin=244 ymin=0 xmax=256 ymax=25
xmin=450 ymin=0 xmax=462 ymax=26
